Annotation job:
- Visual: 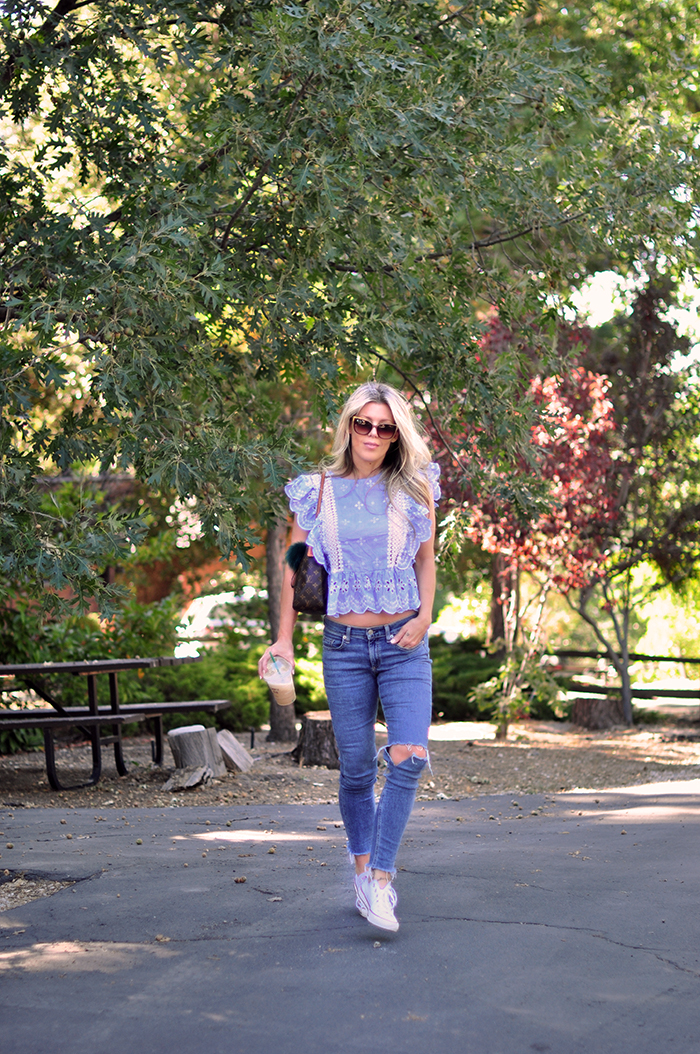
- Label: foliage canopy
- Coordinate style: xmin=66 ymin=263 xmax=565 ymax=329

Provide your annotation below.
xmin=1 ymin=0 xmax=698 ymax=608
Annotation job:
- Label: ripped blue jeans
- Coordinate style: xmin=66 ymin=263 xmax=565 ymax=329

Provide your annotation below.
xmin=322 ymin=615 xmax=431 ymax=874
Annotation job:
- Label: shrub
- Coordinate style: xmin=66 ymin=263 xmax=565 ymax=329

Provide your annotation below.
xmin=142 ymin=628 xmax=270 ymax=732
xmin=2 ymin=596 xmax=563 ymax=746
xmin=0 ymin=597 xmax=181 ymax=710
xmin=430 ymin=637 xmax=502 ymax=721
xmin=468 ymin=649 xmax=567 ymax=725
xmin=0 ymin=593 xmax=326 ymax=740
xmin=0 ymin=726 xmax=43 ymax=756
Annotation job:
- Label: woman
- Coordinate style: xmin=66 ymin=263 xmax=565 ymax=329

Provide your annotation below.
xmin=258 ymin=381 xmax=440 ymax=932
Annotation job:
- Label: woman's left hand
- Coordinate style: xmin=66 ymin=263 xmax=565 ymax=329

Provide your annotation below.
xmin=390 ymin=614 xmax=430 ymax=649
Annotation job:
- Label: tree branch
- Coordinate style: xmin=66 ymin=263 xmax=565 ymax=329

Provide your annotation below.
xmin=0 ymin=304 xmax=24 ymax=323
xmin=328 ymin=212 xmax=587 ymax=275
xmin=2 ymin=0 xmax=92 ymax=89
xmin=438 ymin=4 xmax=475 ymax=27
xmin=219 ymin=162 xmax=272 ymax=251
xmin=366 ymin=349 xmax=470 ymax=475
xmin=565 ymin=591 xmax=625 ymax=679
xmin=600 ymin=578 xmax=627 ymax=658
xmin=219 ymin=71 xmax=317 ymax=251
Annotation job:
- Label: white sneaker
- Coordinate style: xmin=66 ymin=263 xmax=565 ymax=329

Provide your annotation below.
xmin=364 ymin=877 xmax=399 ymax=932
xmin=354 ymin=869 xmax=371 ymax=918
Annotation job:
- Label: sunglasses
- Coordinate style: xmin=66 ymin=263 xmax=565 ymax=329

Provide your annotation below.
xmin=351 ymin=416 xmax=399 ymax=441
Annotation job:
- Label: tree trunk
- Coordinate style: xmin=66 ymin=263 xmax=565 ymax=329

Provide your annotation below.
xmin=266 ymin=521 xmax=297 ymax=742
xmin=620 ymin=664 xmax=634 ymax=726
xmin=267 ymin=521 xmax=286 ymax=642
xmin=488 ymin=554 xmax=506 ymax=649
xmin=570 ymin=588 xmax=635 ymax=728
xmin=489 ymin=555 xmax=520 ymax=653
xmin=291 ymin=711 xmax=339 ymax=769
xmin=494 ymin=715 xmax=509 ymax=741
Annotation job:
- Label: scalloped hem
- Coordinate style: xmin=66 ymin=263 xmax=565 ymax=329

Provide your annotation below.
xmin=328 ymin=602 xmax=420 ymax=618
xmin=327 ymin=581 xmax=422 ymax=618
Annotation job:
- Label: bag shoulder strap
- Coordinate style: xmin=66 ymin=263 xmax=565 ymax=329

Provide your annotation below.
xmin=315 ymin=471 xmax=326 ymax=518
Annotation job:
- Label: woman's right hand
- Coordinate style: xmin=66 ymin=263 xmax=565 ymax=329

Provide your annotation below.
xmin=258 ymin=638 xmax=295 ymax=679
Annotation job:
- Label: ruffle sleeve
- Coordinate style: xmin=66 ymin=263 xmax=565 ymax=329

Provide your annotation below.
xmin=395 ymin=463 xmax=441 ymax=563
xmin=425 ymin=461 xmax=441 ymax=505
xmin=404 ymin=497 xmax=434 ymax=550
xmin=284 ymin=473 xmax=322 ymax=531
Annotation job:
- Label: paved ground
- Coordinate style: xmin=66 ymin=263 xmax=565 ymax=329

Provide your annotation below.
xmin=1 ymin=780 xmax=699 ymax=1054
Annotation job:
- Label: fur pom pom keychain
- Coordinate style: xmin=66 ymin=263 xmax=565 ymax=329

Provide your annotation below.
xmin=285 ymin=541 xmax=308 ymax=573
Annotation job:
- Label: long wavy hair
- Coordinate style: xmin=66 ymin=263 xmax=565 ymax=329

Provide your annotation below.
xmin=325 ymin=382 xmax=433 ymax=508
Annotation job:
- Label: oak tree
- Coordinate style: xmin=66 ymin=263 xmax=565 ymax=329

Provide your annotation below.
xmin=1 ymin=0 xmax=698 ymax=609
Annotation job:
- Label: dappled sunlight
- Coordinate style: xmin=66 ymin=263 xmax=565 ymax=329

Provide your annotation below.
xmin=174 ymin=829 xmax=332 ymax=844
xmin=0 ymin=941 xmax=178 ymax=974
xmin=600 ymin=803 xmax=700 ymax=821
xmin=567 ymin=779 xmax=700 ymax=822
xmin=511 ymin=722 xmax=700 ymax=766
xmin=608 ymin=778 xmax=700 ymax=798
xmin=429 ymin=721 xmax=496 ymax=742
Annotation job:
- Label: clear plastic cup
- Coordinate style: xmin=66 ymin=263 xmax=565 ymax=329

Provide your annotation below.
xmin=261 ymin=654 xmax=296 ymax=707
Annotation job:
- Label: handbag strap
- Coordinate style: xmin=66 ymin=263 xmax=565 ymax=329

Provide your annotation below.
xmin=314 ymin=471 xmax=326 ymax=517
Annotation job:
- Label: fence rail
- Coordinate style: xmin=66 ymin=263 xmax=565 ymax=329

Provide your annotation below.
xmin=548 ymin=650 xmax=700 ymax=702
xmin=565 ymin=681 xmax=700 ymax=700
xmin=548 ymin=649 xmax=700 ymax=665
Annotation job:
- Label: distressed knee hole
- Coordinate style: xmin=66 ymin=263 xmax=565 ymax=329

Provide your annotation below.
xmin=388 ymin=743 xmax=427 ymax=765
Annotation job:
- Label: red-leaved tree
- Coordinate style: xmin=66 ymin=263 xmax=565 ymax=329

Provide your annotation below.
xmin=434 ymin=283 xmax=700 ymax=726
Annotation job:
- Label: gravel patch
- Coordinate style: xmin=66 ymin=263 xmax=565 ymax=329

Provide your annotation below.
xmin=0 ymin=873 xmax=74 ymax=912
xmin=1 ymin=720 xmax=700 ymax=812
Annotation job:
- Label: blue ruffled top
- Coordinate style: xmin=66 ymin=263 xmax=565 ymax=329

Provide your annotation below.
xmin=285 ymin=464 xmax=440 ymax=617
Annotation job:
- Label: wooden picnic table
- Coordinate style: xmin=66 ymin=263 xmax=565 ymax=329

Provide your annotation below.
xmin=0 ymin=656 xmax=203 ymax=791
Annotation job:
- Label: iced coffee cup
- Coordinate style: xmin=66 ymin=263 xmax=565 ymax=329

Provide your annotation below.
xmin=262 ymin=654 xmax=296 ymax=707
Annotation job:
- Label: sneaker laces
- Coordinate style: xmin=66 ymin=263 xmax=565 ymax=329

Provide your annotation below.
xmin=373 ymin=879 xmax=397 ymax=909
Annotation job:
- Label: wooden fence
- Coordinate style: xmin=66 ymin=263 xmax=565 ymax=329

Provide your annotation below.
xmin=547 ymin=649 xmax=700 ymax=702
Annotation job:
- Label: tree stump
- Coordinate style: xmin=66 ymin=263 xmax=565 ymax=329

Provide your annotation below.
xmin=571 ymin=695 xmax=625 ymax=730
xmin=291 ymin=710 xmax=339 ymax=769
xmin=162 ymin=765 xmax=212 ymax=791
xmin=167 ymin=724 xmax=227 ymax=776
xmin=216 ymin=729 xmax=254 ymax=773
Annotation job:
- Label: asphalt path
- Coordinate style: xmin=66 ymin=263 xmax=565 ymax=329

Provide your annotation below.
xmin=1 ymin=780 xmax=699 ymax=1054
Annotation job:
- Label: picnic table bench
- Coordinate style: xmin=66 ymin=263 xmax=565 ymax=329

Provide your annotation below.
xmin=54 ymin=699 xmax=231 ymax=766
xmin=0 ymin=657 xmax=231 ymax=791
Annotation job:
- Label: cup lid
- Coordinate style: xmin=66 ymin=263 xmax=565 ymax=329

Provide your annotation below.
xmin=263 ymin=654 xmax=293 ymax=684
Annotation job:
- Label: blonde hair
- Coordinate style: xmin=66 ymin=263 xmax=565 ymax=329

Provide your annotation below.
xmin=325 ymin=382 xmax=433 ymax=508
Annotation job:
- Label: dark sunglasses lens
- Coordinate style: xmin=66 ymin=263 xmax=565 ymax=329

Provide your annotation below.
xmin=352 ymin=417 xmax=397 ymax=439
xmin=353 ymin=417 xmax=372 ymax=435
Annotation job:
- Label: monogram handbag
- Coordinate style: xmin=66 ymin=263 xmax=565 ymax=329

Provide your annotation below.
xmin=286 ymin=472 xmax=328 ymax=617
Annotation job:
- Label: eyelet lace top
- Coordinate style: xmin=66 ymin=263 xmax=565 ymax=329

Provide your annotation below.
xmin=285 ymin=464 xmax=441 ymax=617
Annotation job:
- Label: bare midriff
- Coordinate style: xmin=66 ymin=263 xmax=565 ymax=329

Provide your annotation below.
xmin=326 ymin=609 xmax=417 ymax=628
